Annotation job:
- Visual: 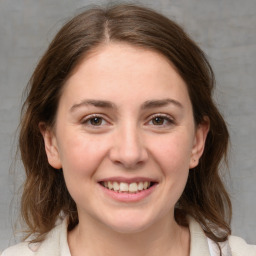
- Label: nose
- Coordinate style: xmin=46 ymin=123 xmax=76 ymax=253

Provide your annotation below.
xmin=109 ymin=125 xmax=148 ymax=169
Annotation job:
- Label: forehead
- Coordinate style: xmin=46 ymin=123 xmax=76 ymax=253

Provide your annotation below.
xmin=61 ymin=42 xmax=191 ymax=108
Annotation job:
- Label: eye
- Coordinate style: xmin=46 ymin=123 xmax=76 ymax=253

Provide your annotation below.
xmin=89 ymin=117 xmax=103 ymax=126
xmin=151 ymin=116 xmax=166 ymax=125
xmin=82 ymin=115 xmax=108 ymax=127
xmin=147 ymin=114 xmax=174 ymax=127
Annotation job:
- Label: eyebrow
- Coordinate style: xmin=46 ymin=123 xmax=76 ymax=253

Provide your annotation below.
xmin=141 ymin=98 xmax=183 ymax=109
xmin=70 ymin=99 xmax=116 ymax=112
xmin=70 ymin=98 xmax=183 ymax=112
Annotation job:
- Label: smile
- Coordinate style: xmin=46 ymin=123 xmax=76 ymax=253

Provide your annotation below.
xmin=100 ymin=181 xmax=152 ymax=193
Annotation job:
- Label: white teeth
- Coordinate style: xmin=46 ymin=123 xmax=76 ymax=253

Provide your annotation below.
xmin=102 ymin=181 xmax=152 ymax=193
xmin=129 ymin=183 xmax=138 ymax=192
xmin=137 ymin=182 xmax=144 ymax=191
xmin=113 ymin=182 xmax=120 ymax=191
xmin=107 ymin=181 xmax=113 ymax=190
xmin=143 ymin=181 xmax=149 ymax=189
xmin=120 ymin=182 xmax=129 ymax=192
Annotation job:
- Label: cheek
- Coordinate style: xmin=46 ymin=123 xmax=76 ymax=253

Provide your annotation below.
xmin=58 ymin=132 xmax=111 ymax=204
xmin=149 ymin=131 xmax=194 ymax=172
xmin=148 ymin=131 xmax=192 ymax=200
xmin=57 ymin=131 xmax=110 ymax=177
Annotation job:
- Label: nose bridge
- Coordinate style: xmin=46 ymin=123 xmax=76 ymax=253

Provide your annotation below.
xmin=109 ymin=120 xmax=148 ymax=168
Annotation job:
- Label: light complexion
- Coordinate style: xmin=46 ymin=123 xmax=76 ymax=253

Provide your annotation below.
xmin=41 ymin=43 xmax=209 ymax=256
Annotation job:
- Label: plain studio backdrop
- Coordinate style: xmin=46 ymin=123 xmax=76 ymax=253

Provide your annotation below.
xmin=0 ymin=0 xmax=255 ymax=250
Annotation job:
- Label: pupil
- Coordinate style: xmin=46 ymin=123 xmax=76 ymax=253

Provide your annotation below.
xmin=153 ymin=117 xmax=164 ymax=125
xmin=91 ymin=117 xmax=102 ymax=125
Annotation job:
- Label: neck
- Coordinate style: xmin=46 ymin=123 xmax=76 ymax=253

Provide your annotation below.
xmin=68 ymin=213 xmax=190 ymax=256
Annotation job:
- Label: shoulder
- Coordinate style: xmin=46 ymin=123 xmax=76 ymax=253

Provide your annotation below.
xmin=187 ymin=215 xmax=256 ymax=256
xmin=229 ymin=235 xmax=256 ymax=256
xmin=1 ymin=242 xmax=34 ymax=256
xmin=1 ymin=218 xmax=70 ymax=256
xmin=207 ymin=235 xmax=256 ymax=256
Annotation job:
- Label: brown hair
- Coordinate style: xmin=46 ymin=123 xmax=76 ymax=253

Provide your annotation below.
xmin=19 ymin=3 xmax=231 ymax=245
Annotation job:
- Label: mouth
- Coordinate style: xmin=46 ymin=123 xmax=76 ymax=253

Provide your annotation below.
xmin=99 ymin=180 xmax=157 ymax=194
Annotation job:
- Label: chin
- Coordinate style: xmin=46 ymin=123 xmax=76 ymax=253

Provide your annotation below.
xmin=101 ymin=211 xmax=156 ymax=234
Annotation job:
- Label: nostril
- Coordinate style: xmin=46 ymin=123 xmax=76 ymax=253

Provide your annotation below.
xmin=110 ymin=156 xmax=146 ymax=170
xmin=108 ymin=135 xmax=148 ymax=168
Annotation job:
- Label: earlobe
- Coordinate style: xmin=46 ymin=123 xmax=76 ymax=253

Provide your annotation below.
xmin=189 ymin=118 xmax=210 ymax=169
xmin=39 ymin=123 xmax=62 ymax=169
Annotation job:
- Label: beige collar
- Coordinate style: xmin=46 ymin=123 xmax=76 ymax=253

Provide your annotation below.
xmin=188 ymin=216 xmax=211 ymax=256
xmin=35 ymin=216 xmax=215 ymax=256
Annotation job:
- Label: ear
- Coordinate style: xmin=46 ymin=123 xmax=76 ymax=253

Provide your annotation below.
xmin=39 ymin=122 xmax=62 ymax=169
xmin=189 ymin=118 xmax=210 ymax=169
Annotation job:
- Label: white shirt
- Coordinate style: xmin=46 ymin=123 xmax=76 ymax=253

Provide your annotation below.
xmin=1 ymin=216 xmax=256 ymax=256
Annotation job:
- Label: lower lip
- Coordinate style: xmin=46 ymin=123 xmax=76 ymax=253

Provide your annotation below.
xmin=99 ymin=183 xmax=157 ymax=202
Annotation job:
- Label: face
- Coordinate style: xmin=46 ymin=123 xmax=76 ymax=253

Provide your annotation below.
xmin=42 ymin=43 xmax=208 ymax=233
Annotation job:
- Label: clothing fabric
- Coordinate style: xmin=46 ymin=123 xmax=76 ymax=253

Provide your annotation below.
xmin=1 ymin=217 xmax=256 ymax=256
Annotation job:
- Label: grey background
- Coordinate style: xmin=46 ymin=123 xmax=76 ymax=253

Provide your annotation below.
xmin=0 ymin=0 xmax=255 ymax=251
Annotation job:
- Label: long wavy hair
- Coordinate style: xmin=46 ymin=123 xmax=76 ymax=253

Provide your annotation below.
xmin=19 ymin=3 xmax=231 ymax=246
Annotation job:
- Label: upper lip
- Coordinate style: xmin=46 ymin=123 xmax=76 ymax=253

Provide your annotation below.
xmin=98 ymin=176 xmax=158 ymax=183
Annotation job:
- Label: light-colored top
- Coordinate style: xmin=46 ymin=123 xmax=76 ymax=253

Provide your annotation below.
xmin=1 ymin=217 xmax=256 ymax=256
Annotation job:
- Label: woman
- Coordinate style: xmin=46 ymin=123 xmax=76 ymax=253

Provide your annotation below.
xmin=2 ymin=3 xmax=256 ymax=256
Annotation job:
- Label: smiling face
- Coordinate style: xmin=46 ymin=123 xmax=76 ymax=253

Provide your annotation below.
xmin=41 ymin=43 xmax=208 ymax=234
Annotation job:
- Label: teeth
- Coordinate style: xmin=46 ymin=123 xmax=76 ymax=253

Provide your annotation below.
xmin=129 ymin=183 xmax=137 ymax=192
xmin=113 ymin=182 xmax=120 ymax=191
xmin=108 ymin=181 xmax=113 ymax=190
xmin=137 ymin=182 xmax=144 ymax=191
xmin=102 ymin=181 xmax=152 ymax=193
xmin=143 ymin=181 xmax=149 ymax=189
xmin=120 ymin=182 xmax=129 ymax=192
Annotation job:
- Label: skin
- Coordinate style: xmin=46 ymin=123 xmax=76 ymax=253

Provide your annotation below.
xmin=41 ymin=43 xmax=209 ymax=256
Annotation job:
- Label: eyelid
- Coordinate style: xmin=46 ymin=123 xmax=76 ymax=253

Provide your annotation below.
xmin=145 ymin=113 xmax=175 ymax=126
xmin=81 ymin=113 xmax=110 ymax=127
xmin=80 ymin=113 xmax=175 ymax=128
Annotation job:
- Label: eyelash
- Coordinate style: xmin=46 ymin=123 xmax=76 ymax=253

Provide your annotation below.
xmin=81 ymin=114 xmax=108 ymax=127
xmin=81 ymin=113 xmax=175 ymax=128
xmin=146 ymin=114 xmax=175 ymax=127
